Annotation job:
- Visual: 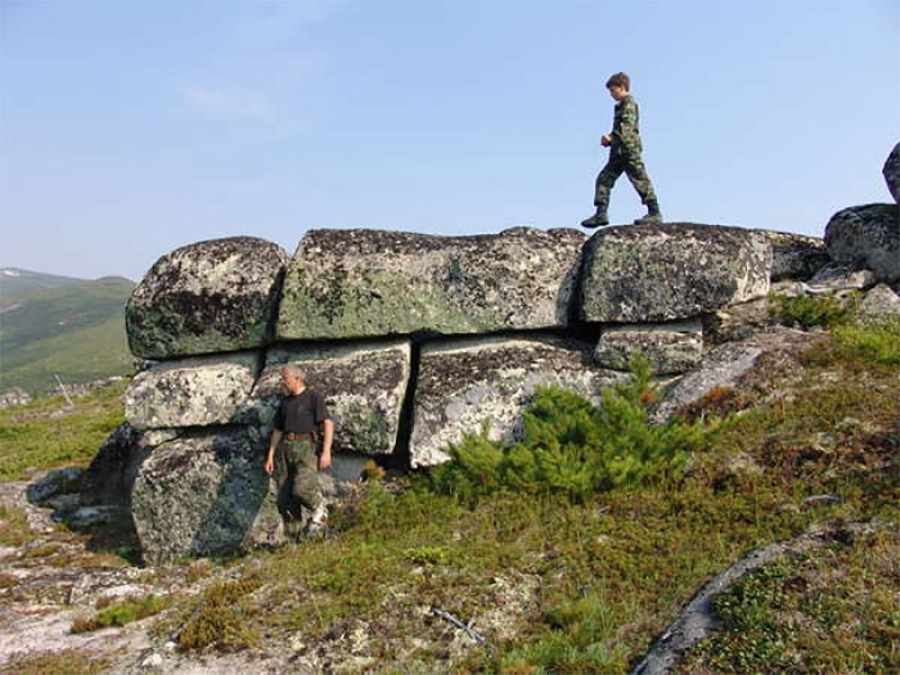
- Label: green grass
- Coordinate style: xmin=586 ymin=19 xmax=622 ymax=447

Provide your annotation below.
xmin=0 ymin=277 xmax=134 ymax=395
xmin=2 ymin=649 xmax=110 ymax=675
xmin=0 ymin=318 xmax=896 ymax=673
xmin=71 ymin=594 xmax=171 ymax=634
xmin=0 ymin=380 xmax=127 ymax=481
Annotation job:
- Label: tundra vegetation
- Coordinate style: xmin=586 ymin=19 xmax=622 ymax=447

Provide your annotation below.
xmin=0 ymin=306 xmax=897 ymax=674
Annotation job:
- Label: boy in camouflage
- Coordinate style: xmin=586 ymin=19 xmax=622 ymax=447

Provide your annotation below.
xmin=582 ymin=72 xmax=662 ymax=228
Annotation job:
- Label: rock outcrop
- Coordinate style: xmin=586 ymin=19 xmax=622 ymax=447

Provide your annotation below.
xmin=88 ymin=147 xmax=899 ymax=561
xmin=824 ymin=204 xmax=899 ymax=284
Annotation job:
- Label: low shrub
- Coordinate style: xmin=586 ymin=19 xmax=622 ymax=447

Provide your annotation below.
xmin=71 ymin=593 xmax=170 ymax=633
xmin=427 ymin=357 xmax=703 ymax=504
xmin=177 ymin=576 xmax=262 ymax=651
xmin=769 ymin=293 xmax=852 ymax=330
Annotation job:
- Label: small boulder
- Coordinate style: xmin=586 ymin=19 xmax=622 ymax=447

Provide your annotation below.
xmin=26 ymin=467 xmax=85 ymax=505
xmin=595 ymin=319 xmax=703 ymax=375
xmin=884 ymin=142 xmax=900 ymax=203
xmin=124 ymin=351 xmax=261 ymax=430
xmin=126 ymin=236 xmax=289 ymax=359
xmin=410 ymin=335 xmax=623 ymax=468
xmin=581 ymin=223 xmax=771 ymax=323
xmin=277 ymin=227 xmax=585 ymax=340
xmin=857 ymin=283 xmax=900 ymax=322
xmin=824 ymin=204 xmax=899 ymax=284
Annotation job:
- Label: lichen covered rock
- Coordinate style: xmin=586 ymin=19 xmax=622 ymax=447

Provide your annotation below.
xmin=824 ymin=204 xmax=899 ymax=284
xmin=126 ymin=237 xmax=289 ymax=359
xmin=595 ymin=319 xmax=703 ymax=375
xmin=410 ymin=336 xmax=622 ymax=468
xmin=130 ymin=428 xmax=282 ymax=564
xmin=277 ymin=227 xmax=585 ymax=340
xmin=249 ymin=340 xmax=411 ymax=455
xmin=124 ymin=352 xmax=261 ymax=430
xmin=581 ymin=223 xmax=772 ymax=323
xmin=757 ymin=230 xmax=829 ymax=281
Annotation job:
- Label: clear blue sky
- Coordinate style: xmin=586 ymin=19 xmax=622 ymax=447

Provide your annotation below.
xmin=1 ymin=0 xmax=898 ymax=281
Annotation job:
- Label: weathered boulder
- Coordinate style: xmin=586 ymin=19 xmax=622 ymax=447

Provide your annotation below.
xmin=124 ymin=352 xmax=261 ymax=430
xmin=824 ymin=204 xmax=899 ymax=284
xmin=884 ymin=143 xmax=900 ymax=203
xmin=131 ymin=428 xmax=282 ymax=564
xmin=249 ymin=340 xmax=411 ymax=456
xmin=126 ymin=237 xmax=289 ymax=359
xmin=595 ymin=319 xmax=703 ymax=375
xmin=581 ymin=224 xmax=771 ymax=323
xmin=857 ymin=283 xmax=900 ymax=322
xmin=277 ymin=227 xmax=585 ymax=340
xmin=0 ymin=387 xmax=31 ymax=409
xmin=757 ymin=230 xmax=829 ymax=281
xmin=410 ymin=336 xmax=623 ymax=468
xmin=807 ymin=264 xmax=877 ymax=293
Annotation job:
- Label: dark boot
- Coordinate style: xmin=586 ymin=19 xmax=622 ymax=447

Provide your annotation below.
xmin=581 ymin=204 xmax=610 ymax=229
xmin=634 ymin=199 xmax=662 ymax=225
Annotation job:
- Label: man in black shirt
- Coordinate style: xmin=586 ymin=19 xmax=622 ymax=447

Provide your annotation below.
xmin=265 ymin=364 xmax=334 ymax=536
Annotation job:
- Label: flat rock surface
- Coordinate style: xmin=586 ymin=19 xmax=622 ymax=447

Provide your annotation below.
xmin=250 ymin=340 xmax=412 ymax=455
xmin=277 ymin=227 xmax=585 ymax=340
xmin=125 ymin=351 xmax=261 ymax=430
xmin=581 ymin=223 xmax=772 ymax=323
xmin=410 ymin=335 xmax=623 ymax=468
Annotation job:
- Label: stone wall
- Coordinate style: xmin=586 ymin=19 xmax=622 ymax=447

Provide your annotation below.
xmin=87 ymin=145 xmax=899 ymax=563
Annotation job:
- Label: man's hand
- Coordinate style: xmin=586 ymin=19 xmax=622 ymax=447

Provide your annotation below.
xmin=601 ymin=134 xmax=612 ymax=147
xmin=265 ymin=455 xmax=275 ymax=476
xmin=318 ymin=449 xmax=332 ymax=471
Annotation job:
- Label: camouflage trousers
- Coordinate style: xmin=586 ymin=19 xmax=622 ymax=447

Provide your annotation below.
xmin=275 ymin=439 xmax=323 ymax=520
xmin=594 ymin=151 xmax=657 ymax=206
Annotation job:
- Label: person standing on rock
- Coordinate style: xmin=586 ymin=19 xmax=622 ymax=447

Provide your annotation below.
xmin=581 ymin=72 xmax=663 ymax=228
xmin=265 ymin=364 xmax=334 ymax=537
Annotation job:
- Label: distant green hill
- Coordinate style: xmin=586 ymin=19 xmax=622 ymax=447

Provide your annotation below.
xmin=0 ymin=268 xmax=87 ymax=307
xmin=0 ymin=274 xmax=136 ymax=396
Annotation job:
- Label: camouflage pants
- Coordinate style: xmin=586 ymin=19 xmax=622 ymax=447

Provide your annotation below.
xmin=594 ymin=151 xmax=657 ymax=206
xmin=275 ymin=439 xmax=323 ymax=520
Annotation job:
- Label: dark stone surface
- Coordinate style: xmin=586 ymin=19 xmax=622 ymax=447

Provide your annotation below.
xmin=884 ymin=143 xmax=900 ymax=204
xmin=824 ymin=204 xmax=899 ymax=284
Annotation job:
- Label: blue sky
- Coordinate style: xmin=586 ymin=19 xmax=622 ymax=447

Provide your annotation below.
xmin=1 ymin=0 xmax=898 ymax=281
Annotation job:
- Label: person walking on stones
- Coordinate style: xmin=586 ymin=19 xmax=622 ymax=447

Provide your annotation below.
xmin=582 ymin=72 xmax=663 ymax=228
xmin=265 ymin=364 xmax=334 ymax=537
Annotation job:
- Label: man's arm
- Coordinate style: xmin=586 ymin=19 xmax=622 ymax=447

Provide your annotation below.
xmin=319 ymin=419 xmax=334 ymax=470
xmin=265 ymin=429 xmax=283 ymax=476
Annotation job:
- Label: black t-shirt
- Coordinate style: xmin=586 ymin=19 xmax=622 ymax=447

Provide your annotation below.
xmin=273 ymin=389 xmax=331 ymax=434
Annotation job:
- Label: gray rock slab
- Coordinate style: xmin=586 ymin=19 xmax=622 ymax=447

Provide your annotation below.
xmin=885 ymin=142 xmax=900 ymax=203
xmin=131 ymin=428 xmax=283 ymax=564
xmin=581 ymin=223 xmax=771 ymax=323
xmin=277 ymin=227 xmax=585 ymax=340
xmin=807 ymin=264 xmax=877 ymax=293
xmin=124 ymin=352 xmax=261 ymax=430
xmin=595 ymin=319 xmax=703 ymax=375
xmin=411 ymin=335 xmax=624 ymax=468
xmin=755 ymin=230 xmax=829 ymax=281
xmin=249 ymin=340 xmax=411 ymax=456
xmin=824 ymin=204 xmax=899 ymax=284
xmin=857 ymin=283 xmax=900 ymax=322
xmin=126 ymin=236 xmax=289 ymax=359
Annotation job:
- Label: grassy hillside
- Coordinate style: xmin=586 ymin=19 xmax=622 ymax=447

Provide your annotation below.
xmin=0 ymin=276 xmax=135 ymax=395
xmin=0 ymin=314 xmax=896 ymax=675
xmin=0 ymin=268 xmax=87 ymax=306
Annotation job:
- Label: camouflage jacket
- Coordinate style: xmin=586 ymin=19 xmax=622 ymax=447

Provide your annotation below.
xmin=611 ymin=94 xmax=643 ymax=157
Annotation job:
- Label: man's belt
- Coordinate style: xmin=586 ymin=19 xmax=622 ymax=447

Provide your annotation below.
xmin=284 ymin=432 xmax=314 ymax=441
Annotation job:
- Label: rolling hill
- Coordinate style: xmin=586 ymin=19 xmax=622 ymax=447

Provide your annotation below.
xmin=0 ymin=272 xmax=136 ymax=396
